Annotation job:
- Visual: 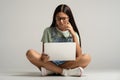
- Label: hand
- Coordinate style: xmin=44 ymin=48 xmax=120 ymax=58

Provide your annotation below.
xmin=41 ymin=53 xmax=49 ymax=63
xmin=65 ymin=22 xmax=76 ymax=36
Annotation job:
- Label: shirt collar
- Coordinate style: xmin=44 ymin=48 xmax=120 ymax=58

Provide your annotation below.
xmin=56 ymin=27 xmax=71 ymax=38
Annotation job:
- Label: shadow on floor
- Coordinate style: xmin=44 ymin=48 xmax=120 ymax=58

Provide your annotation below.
xmin=10 ymin=72 xmax=85 ymax=77
xmin=11 ymin=72 xmax=64 ymax=77
xmin=10 ymin=72 xmax=41 ymax=77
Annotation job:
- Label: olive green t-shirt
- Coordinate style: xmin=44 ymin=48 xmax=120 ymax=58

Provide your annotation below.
xmin=41 ymin=27 xmax=80 ymax=43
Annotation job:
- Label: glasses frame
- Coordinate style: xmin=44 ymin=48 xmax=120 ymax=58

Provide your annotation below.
xmin=56 ymin=17 xmax=69 ymax=21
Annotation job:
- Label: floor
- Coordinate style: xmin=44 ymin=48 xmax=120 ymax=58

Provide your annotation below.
xmin=0 ymin=69 xmax=120 ymax=80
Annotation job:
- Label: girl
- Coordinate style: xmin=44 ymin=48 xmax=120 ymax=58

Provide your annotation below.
xmin=26 ymin=4 xmax=91 ymax=76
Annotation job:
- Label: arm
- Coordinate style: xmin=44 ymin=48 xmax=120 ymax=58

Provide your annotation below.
xmin=66 ymin=22 xmax=82 ymax=58
xmin=58 ymin=23 xmax=83 ymax=69
xmin=41 ymin=42 xmax=49 ymax=63
xmin=42 ymin=42 xmax=44 ymax=53
xmin=72 ymin=33 xmax=82 ymax=58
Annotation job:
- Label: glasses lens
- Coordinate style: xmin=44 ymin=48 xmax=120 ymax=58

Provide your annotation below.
xmin=56 ymin=17 xmax=69 ymax=21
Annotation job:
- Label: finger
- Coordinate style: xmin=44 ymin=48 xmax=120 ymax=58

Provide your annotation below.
xmin=67 ymin=21 xmax=70 ymax=24
xmin=67 ymin=22 xmax=69 ymax=24
xmin=42 ymin=53 xmax=48 ymax=56
xmin=66 ymin=28 xmax=70 ymax=31
xmin=46 ymin=56 xmax=49 ymax=60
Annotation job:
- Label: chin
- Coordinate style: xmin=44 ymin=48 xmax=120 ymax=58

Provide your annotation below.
xmin=57 ymin=25 xmax=66 ymax=31
xmin=59 ymin=28 xmax=66 ymax=31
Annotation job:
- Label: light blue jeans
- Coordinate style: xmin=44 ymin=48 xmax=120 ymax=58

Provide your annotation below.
xmin=52 ymin=61 xmax=66 ymax=65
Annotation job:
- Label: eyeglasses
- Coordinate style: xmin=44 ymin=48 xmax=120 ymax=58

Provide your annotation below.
xmin=56 ymin=17 xmax=69 ymax=21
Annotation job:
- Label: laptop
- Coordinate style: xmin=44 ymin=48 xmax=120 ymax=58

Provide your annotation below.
xmin=44 ymin=42 xmax=76 ymax=61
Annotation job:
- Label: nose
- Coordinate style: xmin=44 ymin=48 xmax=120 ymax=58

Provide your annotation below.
xmin=60 ymin=19 xmax=64 ymax=23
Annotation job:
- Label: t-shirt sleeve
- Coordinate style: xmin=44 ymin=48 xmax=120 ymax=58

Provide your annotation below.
xmin=41 ymin=27 xmax=49 ymax=43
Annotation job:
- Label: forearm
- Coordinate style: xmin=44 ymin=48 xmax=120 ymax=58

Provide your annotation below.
xmin=66 ymin=22 xmax=82 ymax=57
xmin=72 ymin=33 xmax=82 ymax=57
xmin=42 ymin=42 xmax=44 ymax=53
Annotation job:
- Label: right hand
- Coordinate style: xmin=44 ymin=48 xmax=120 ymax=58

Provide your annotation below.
xmin=41 ymin=53 xmax=49 ymax=63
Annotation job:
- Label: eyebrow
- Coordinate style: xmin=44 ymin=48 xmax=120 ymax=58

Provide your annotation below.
xmin=56 ymin=16 xmax=68 ymax=18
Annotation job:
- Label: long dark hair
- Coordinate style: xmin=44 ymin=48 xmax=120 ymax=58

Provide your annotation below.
xmin=50 ymin=4 xmax=81 ymax=47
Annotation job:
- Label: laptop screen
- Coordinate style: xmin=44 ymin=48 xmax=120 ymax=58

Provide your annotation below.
xmin=44 ymin=42 xmax=76 ymax=61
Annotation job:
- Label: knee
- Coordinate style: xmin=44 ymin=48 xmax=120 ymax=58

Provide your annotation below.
xmin=78 ymin=54 xmax=91 ymax=68
xmin=82 ymin=54 xmax=91 ymax=67
xmin=26 ymin=49 xmax=34 ymax=58
xmin=83 ymin=54 xmax=91 ymax=63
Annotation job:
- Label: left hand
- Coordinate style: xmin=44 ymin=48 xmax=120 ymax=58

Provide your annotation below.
xmin=41 ymin=53 xmax=49 ymax=63
xmin=65 ymin=22 xmax=76 ymax=36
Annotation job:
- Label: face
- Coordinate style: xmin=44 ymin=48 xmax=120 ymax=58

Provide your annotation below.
xmin=55 ymin=12 xmax=69 ymax=31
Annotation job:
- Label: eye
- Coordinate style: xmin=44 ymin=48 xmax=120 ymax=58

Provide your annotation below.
xmin=56 ymin=17 xmax=69 ymax=21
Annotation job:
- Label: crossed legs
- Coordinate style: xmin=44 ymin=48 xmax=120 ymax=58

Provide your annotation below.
xmin=26 ymin=49 xmax=91 ymax=74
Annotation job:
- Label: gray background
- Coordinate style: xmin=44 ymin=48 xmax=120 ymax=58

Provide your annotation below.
xmin=0 ymin=0 xmax=120 ymax=71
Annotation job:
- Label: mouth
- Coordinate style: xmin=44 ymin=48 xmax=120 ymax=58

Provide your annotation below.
xmin=57 ymin=26 xmax=67 ymax=31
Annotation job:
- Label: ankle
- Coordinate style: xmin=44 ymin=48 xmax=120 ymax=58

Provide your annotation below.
xmin=61 ymin=69 xmax=68 ymax=76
